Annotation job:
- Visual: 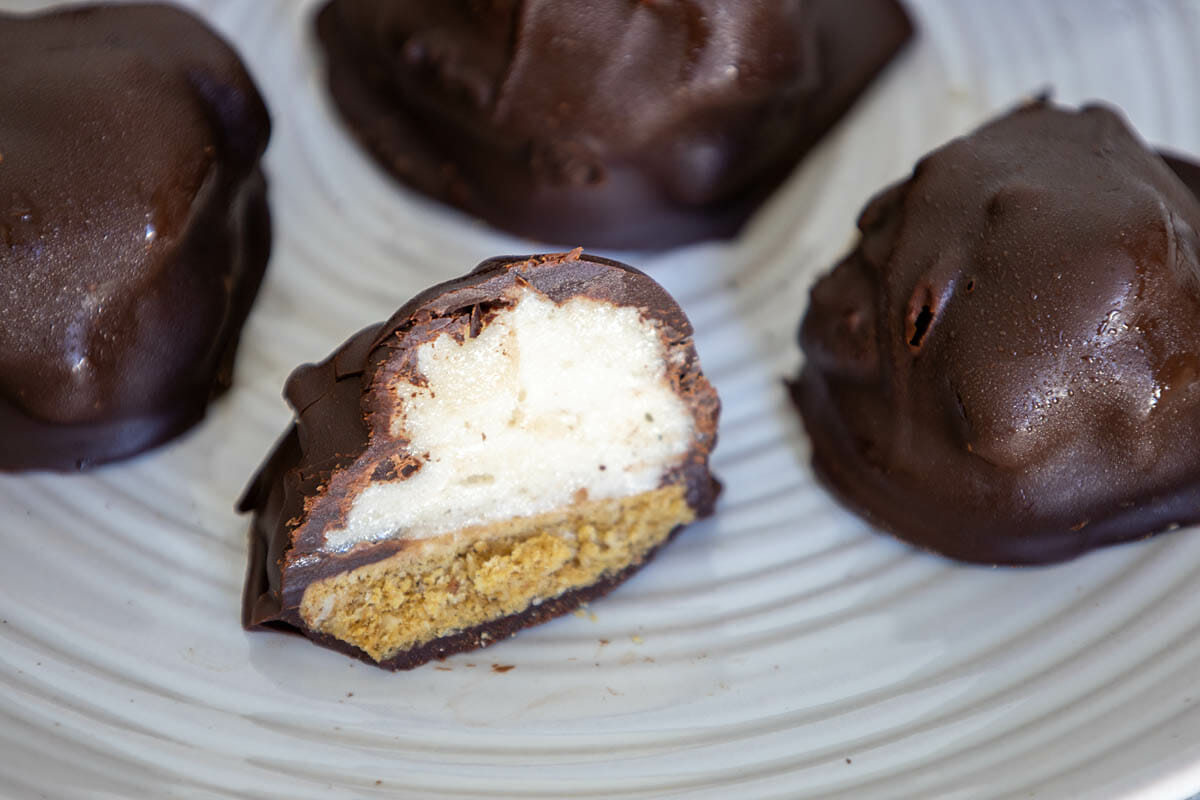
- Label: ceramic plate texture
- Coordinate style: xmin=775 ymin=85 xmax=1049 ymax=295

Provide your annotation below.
xmin=4 ymin=1 xmax=1200 ymax=798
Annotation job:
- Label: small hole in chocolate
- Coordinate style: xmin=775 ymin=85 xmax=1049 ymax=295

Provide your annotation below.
xmin=954 ymin=392 xmax=968 ymax=421
xmin=965 ymin=279 xmax=975 ymax=294
xmin=909 ymin=306 xmax=934 ymax=348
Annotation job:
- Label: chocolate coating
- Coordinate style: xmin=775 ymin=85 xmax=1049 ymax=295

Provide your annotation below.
xmin=241 ymin=250 xmax=720 ymax=666
xmin=0 ymin=3 xmax=271 ymax=471
xmin=793 ymin=101 xmax=1200 ymax=565
xmin=314 ymin=0 xmax=912 ymax=249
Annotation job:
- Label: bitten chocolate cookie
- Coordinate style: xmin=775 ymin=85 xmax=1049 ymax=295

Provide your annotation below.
xmin=793 ymin=101 xmax=1200 ymax=565
xmin=314 ymin=0 xmax=912 ymax=249
xmin=242 ymin=250 xmax=719 ymax=669
xmin=0 ymin=3 xmax=271 ymax=471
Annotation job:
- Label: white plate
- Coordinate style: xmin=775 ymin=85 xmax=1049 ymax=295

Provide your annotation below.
xmin=4 ymin=1 xmax=1200 ymax=797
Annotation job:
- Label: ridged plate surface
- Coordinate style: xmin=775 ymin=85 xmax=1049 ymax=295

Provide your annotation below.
xmin=3 ymin=1 xmax=1200 ymax=798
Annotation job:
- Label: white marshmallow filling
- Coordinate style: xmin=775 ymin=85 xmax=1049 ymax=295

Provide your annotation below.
xmin=320 ymin=288 xmax=695 ymax=552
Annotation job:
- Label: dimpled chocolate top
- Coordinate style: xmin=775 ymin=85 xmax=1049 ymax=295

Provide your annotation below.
xmin=315 ymin=0 xmax=911 ymax=249
xmin=0 ymin=3 xmax=271 ymax=471
xmin=794 ymin=101 xmax=1200 ymax=564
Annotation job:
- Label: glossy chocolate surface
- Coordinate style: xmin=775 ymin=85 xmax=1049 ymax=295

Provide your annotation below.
xmin=315 ymin=0 xmax=911 ymax=249
xmin=0 ymin=3 xmax=271 ymax=471
xmin=794 ymin=102 xmax=1200 ymax=564
xmin=241 ymin=251 xmax=720 ymax=666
